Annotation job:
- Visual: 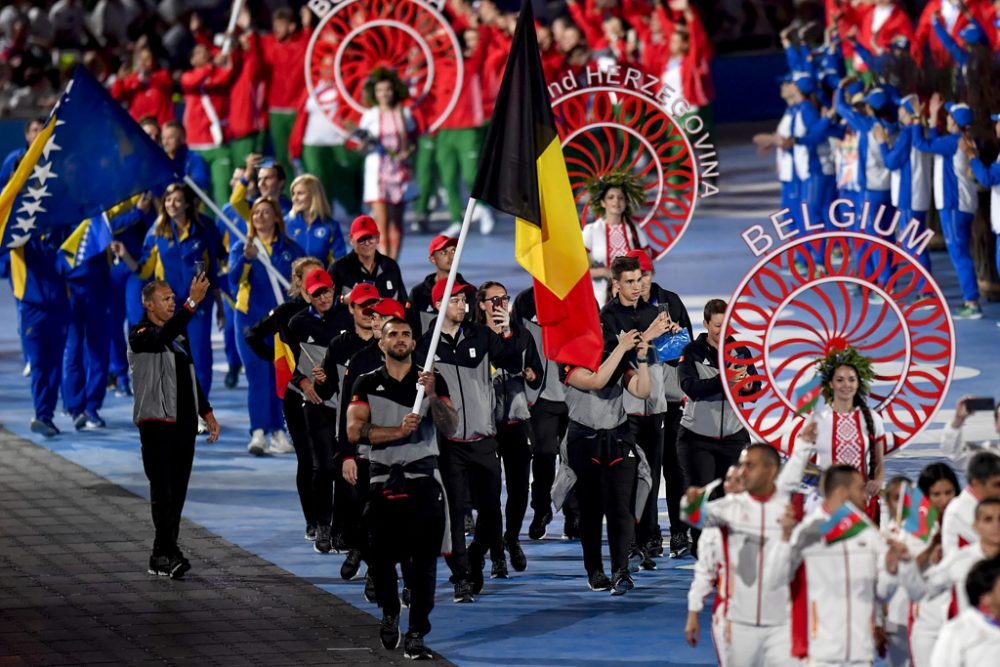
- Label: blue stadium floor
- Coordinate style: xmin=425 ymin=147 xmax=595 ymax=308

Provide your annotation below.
xmin=1 ymin=137 xmax=998 ymax=665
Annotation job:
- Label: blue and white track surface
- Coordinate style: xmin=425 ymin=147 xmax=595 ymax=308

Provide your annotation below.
xmin=1 ymin=137 xmax=996 ymax=665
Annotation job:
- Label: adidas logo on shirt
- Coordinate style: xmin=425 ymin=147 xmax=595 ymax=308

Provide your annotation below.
xmin=307 ymin=336 xmax=315 ymax=343
xmin=376 ymin=385 xmax=385 ymax=391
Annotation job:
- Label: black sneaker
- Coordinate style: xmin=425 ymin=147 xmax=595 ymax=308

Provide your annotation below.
xmin=304 ymin=524 xmax=317 ymax=541
xmin=463 ymin=513 xmax=475 ymax=536
xmin=224 ymin=365 xmax=240 ymax=389
xmin=610 ymin=568 xmax=634 ymax=596
xmin=505 ymin=536 xmax=527 ymax=572
xmin=587 ymin=570 xmax=612 ymax=592
xmin=30 ymin=419 xmax=59 ymax=438
xmin=528 ymin=510 xmax=552 ymax=540
xmin=167 ymin=555 xmax=191 ymax=580
xmin=147 ymin=555 xmax=170 ymax=576
xmin=490 ymin=557 xmax=509 ymax=579
xmin=469 ymin=549 xmax=485 ymax=594
xmin=669 ymin=531 xmax=691 ymax=559
xmin=627 ymin=548 xmax=642 ymax=573
xmin=453 ymin=579 xmax=474 ymax=603
xmin=341 ymin=549 xmax=363 ymax=580
xmin=563 ymin=514 xmax=581 ymax=541
xmin=314 ymin=525 xmax=332 ymax=554
xmin=401 ymin=587 xmax=411 ymax=608
xmin=380 ymin=613 xmax=401 ymax=650
xmin=640 ymin=551 xmax=657 ymax=571
xmin=331 ymin=531 xmax=348 ymax=554
xmin=403 ymin=632 xmax=433 ymax=660
xmin=645 ymin=536 xmax=664 ymax=558
xmin=364 ymin=571 xmax=378 ymax=603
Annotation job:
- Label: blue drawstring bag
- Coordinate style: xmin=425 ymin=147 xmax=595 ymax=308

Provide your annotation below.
xmin=654 ymin=330 xmax=690 ymax=362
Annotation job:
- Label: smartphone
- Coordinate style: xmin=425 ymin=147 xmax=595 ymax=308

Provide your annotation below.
xmin=966 ymin=397 xmax=996 ymax=413
xmin=194 ymin=260 xmax=206 ymax=278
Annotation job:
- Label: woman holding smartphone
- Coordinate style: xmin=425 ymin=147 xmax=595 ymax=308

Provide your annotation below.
xmin=112 ymin=183 xmax=224 ymax=401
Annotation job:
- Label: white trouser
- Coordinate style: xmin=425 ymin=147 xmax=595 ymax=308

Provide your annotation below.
xmin=724 ymin=621 xmax=796 ymax=667
xmin=908 ymin=626 xmax=938 ymax=667
xmin=710 ymin=611 xmax=728 ymax=667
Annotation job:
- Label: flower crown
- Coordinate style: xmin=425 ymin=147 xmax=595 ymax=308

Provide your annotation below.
xmin=815 ymin=346 xmax=876 ymax=403
xmin=362 ymin=67 xmax=410 ymax=106
xmin=586 ymin=169 xmax=646 ymax=220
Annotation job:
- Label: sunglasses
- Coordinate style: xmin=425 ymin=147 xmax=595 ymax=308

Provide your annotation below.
xmin=488 ymin=295 xmax=510 ymax=308
xmin=356 ymin=235 xmax=378 ymax=245
xmin=311 ymin=287 xmax=333 ymax=299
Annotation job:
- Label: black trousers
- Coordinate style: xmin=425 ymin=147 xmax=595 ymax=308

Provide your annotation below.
xmin=496 ymin=420 xmax=532 ymax=549
xmin=439 ymin=437 xmax=502 ymax=581
xmin=528 ymin=399 xmax=570 ymax=515
xmin=661 ymin=401 xmax=685 ymax=534
xmin=677 ymin=426 xmax=746 ymax=545
xmin=139 ymin=421 xmax=196 ymax=558
xmin=283 ymin=392 xmax=315 ymax=528
xmin=368 ymin=477 xmax=445 ymax=636
xmin=629 ymin=413 xmax=664 ymax=546
xmin=342 ymin=458 xmax=371 ymax=553
xmin=303 ymin=402 xmax=338 ymax=528
xmin=567 ymin=424 xmax=637 ymax=575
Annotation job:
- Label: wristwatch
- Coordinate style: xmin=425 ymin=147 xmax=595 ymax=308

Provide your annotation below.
xmin=186 ymin=298 xmax=197 ymax=309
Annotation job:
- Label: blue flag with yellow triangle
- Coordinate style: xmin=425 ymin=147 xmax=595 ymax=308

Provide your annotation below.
xmin=0 ymin=66 xmax=177 ymax=254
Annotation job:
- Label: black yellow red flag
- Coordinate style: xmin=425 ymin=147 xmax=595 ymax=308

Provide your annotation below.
xmin=470 ymin=0 xmax=601 ymax=371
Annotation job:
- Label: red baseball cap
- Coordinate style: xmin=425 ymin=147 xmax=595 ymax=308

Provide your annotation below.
xmin=428 ymin=234 xmax=458 ymax=256
xmin=371 ymin=298 xmax=406 ymax=320
xmin=350 ymin=215 xmax=379 ymax=242
xmin=431 ymin=278 xmax=474 ymax=308
xmin=303 ymin=268 xmax=334 ymax=295
xmin=625 ymin=249 xmax=653 ymax=273
xmin=348 ymin=282 xmax=380 ymax=305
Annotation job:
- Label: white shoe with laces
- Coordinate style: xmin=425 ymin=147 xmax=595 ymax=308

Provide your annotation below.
xmin=268 ymin=430 xmax=294 ymax=454
xmin=247 ymin=429 xmax=267 ymax=456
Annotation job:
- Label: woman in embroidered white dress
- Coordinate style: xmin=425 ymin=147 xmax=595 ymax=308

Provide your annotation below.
xmin=812 ymin=347 xmax=890 ymax=522
xmin=357 ymin=67 xmax=417 ymax=261
xmin=581 ymin=171 xmax=651 ymax=306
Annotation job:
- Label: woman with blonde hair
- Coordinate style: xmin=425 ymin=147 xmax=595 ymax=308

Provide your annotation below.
xmin=112 ymin=183 xmax=224 ymax=402
xmin=229 ymin=196 xmax=305 ymax=456
xmin=245 ymin=255 xmax=327 ymax=541
xmin=286 ymin=174 xmax=347 ymax=267
xmin=356 ymin=67 xmax=417 ymax=260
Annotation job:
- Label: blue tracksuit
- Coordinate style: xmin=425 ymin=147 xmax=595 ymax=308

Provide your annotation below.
xmin=880 ymin=124 xmax=934 ymax=273
xmin=791 ymin=101 xmax=836 ymax=260
xmin=228 ymin=235 xmax=304 ymax=433
xmin=137 ymin=217 xmax=224 ymax=396
xmin=916 ymin=129 xmax=980 ymax=302
xmin=776 ymin=105 xmax=800 ymax=233
xmin=166 ymin=146 xmax=211 ymax=199
xmin=285 ymin=212 xmax=347 ymax=266
xmin=108 ymin=204 xmax=156 ymax=383
xmin=12 ymin=231 xmax=69 ymax=422
xmin=217 ymin=203 xmax=248 ymax=374
xmin=971 ymin=154 xmax=1000 ymax=278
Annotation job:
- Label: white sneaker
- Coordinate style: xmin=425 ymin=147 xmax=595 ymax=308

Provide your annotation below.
xmin=22 ymin=361 xmax=30 ymax=377
xmin=441 ymin=222 xmax=462 ymax=238
xmin=478 ymin=207 xmax=495 ymax=236
xmin=247 ymin=429 xmax=267 ymax=456
xmin=268 ymin=430 xmax=294 ymax=454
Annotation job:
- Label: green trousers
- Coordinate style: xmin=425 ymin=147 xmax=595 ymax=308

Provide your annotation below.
xmin=267 ymin=111 xmax=296 ymax=188
xmin=413 ymin=134 xmax=438 ymax=218
xmin=194 ymin=145 xmax=234 ymax=207
xmin=229 ymin=132 xmax=264 ymax=171
xmin=301 ymin=144 xmax=364 ymax=216
xmin=413 ymin=128 xmax=483 ymax=222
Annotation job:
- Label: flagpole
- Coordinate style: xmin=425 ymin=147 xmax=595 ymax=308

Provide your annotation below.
xmin=183 ymin=175 xmax=289 ymax=305
xmin=411 ymin=197 xmax=479 ymax=412
xmin=220 ymin=0 xmax=246 ymax=57
xmin=896 ymin=481 xmax=906 ymax=526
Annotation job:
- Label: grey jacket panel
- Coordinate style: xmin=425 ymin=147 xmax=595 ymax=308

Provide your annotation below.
xmin=624 ymin=362 xmax=666 ymax=415
xmin=679 ymin=360 xmax=745 ymax=438
xmin=522 ymin=318 xmax=566 ymax=404
xmin=128 ymin=344 xmax=199 ymax=423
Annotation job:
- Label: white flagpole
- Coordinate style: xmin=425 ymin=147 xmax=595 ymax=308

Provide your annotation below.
xmin=183 ymin=175 xmax=289 ymax=304
xmin=220 ymin=0 xmax=246 ymax=57
xmin=411 ymin=197 xmax=478 ymax=412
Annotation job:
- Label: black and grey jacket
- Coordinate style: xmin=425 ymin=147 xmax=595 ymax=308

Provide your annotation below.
xmin=600 ymin=296 xmax=667 ymax=417
xmin=678 ymin=333 xmax=759 ymax=441
xmin=245 ymin=297 xmax=309 ymax=397
xmin=287 ymin=306 xmax=344 ymax=409
xmin=407 ymin=271 xmax=472 ymax=338
xmin=511 ymin=287 xmax=566 ymax=406
xmin=493 ymin=328 xmax=541 ymax=423
xmin=128 ymin=305 xmax=211 ymax=424
xmin=417 ymin=321 xmax=521 ymax=441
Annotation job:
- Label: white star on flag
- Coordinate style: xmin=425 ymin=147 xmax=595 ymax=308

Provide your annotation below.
xmin=42 ymin=137 xmax=62 ymax=161
xmin=31 ymin=162 xmax=56 ymax=186
xmin=7 ymin=234 xmax=31 ymax=249
xmin=26 ymin=185 xmax=52 ymax=200
xmin=14 ymin=217 xmax=36 ymax=232
xmin=17 ymin=200 xmax=46 ymax=216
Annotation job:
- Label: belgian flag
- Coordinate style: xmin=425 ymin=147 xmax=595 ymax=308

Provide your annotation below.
xmin=470 ymin=0 xmax=602 ymax=371
xmin=274 ymin=332 xmax=296 ymax=399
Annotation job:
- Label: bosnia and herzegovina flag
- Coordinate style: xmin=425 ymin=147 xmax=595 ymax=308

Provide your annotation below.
xmin=0 ymin=66 xmax=176 ymax=255
xmin=821 ymin=501 xmax=871 ymax=544
xmin=469 ymin=0 xmax=602 ymax=371
xmin=274 ymin=332 xmax=296 ymax=399
xmin=902 ymin=485 xmax=938 ymax=542
xmin=681 ymin=478 xmax=722 ymax=529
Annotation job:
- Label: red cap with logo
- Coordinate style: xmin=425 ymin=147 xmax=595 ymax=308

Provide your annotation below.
xmin=625 ymin=249 xmax=653 ymax=273
xmin=348 ymin=282 xmax=380 ymax=305
xmin=428 ymin=234 xmax=458 ymax=255
xmin=303 ymin=268 xmax=334 ymax=295
xmin=371 ymin=298 xmax=406 ymax=321
xmin=431 ymin=278 xmax=474 ymax=308
xmin=350 ymin=215 xmax=379 ymax=242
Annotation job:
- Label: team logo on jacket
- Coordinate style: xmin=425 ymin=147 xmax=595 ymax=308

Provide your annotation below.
xmin=314 ymin=227 xmax=328 ymax=239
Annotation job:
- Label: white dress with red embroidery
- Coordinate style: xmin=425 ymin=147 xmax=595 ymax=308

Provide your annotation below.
xmin=581 ymin=217 xmax=652 ymax=306
xmin=814 ymin=406 xmax=888 ymax=480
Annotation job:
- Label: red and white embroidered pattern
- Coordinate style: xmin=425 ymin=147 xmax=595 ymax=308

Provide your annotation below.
xmin=606 ymin=223 xmax=630 ymax=264
xmin=833 ymin=411 xmax=864 ymax=471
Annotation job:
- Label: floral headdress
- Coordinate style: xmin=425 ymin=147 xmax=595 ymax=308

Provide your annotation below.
xmin=586 ymin=169 xmax=646 ymax=220
xmin=815 ymin=346 xmax=876 ymax=403
xmin=363 ymin=67 xmax=410 ymax=107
